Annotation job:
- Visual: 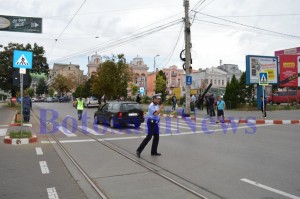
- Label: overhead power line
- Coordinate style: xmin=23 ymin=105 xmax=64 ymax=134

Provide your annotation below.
xmin=194 ymin=12 xmax=300 ymax=39
xmin=49 ymin=19 xmax=183 ymax=63
xmin=47 ymin=0 xmax=87 ymax=58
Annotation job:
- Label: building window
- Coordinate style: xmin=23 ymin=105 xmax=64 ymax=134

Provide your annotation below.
xmin=222 ymin=80 xmax=224 ymax=85
xmin=214 ymin=80 xmax=216 ymax=85
xmin=218 ymin=80 xmax=220 ymax=85
xmin=210 ymin=79 xmax=212 ymax=84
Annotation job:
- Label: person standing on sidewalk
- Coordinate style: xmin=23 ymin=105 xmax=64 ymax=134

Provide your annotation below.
xmin=22 ymin=93 xmax=32 ymax=122
xmin=76 ymin=97 xmax=84 ymax=120
xmin=216 ymin=96 xmax=225 ymax=123
xmin=136 ymin=94 xmax=164 ymax=157
xmin=172 ymin=94 xmax=177 ymax=110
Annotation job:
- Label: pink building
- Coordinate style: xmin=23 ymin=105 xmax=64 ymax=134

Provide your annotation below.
xmin=162 ymin=65 xmax=184 ymax=94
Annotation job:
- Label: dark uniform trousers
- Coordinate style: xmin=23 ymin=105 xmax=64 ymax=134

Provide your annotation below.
xmin=137 ymin=119 xmax=159 ymax=154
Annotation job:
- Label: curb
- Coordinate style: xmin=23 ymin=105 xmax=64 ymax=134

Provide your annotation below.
xmin=223 ymin=119 xmax=300 ymax=124
xmin=4 ymin=134 xmax=37 ymax=145
xmin=154 ymin=113 xmax=300 ymax=124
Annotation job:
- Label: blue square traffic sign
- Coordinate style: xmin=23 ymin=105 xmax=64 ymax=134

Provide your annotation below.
xmin=13 ymin=50 xmax=33 ymax=69
xmin=186 ymin=76 xmax=192 ymax=85
xmin=258 ymin=72 xmax=268 ymax=85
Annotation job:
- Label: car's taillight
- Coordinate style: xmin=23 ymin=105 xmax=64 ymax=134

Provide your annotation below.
xmin=117 ymin=112 xmax=122 ymax=118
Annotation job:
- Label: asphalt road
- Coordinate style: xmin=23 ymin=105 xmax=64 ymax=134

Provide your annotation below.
xmin=17 ymin=101 xmax=300 ymax=198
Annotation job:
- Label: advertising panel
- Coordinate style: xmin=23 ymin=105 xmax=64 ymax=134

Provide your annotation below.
xmin=246 ymin=55 xmax=278 ymax=84
xmin=279 ymin=55 xmax=298 ymax=87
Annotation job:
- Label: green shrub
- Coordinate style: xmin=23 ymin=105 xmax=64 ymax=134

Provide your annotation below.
xmin=10 ymin=131 xmax=32 ymax=139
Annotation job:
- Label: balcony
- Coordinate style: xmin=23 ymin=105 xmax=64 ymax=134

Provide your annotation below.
xmin=171 ymin=73 xmax=177 ymax=77
xmin=170 ymin=84 xmax=175 ymax=88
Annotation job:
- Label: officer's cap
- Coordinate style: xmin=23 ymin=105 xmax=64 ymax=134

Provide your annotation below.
xmin=152 ymin=94 xmax=161 ymax=99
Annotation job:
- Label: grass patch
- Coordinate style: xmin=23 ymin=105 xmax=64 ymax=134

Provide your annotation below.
xmin=9 ymin=131 xmax=32 ymax=139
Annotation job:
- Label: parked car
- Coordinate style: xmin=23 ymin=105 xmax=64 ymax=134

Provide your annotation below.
xmin=267 ymin=90 xmax=300 ymax=105
xmin=52 ymin=97 xmax=59 ymax=102
xmin=84 ymin=97 xmax=99 ymax=108
xmin=46 ymin=97 xmax=53 ymax=103
xmin=94 ymin=101 xmax=144 ymax=128
xmin=59 ymin=97 xmax=65 ymax=103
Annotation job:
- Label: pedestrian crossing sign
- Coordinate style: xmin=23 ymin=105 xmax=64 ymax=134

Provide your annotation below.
xmin=13 ymin=50 xmax=33 ymax=69
xmin=259 ymin=72 xmax=268 ymax=85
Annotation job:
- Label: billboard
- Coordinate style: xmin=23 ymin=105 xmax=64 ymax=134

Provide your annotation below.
xmin=0 ymin=15 xmax=42 ymax=33
xmin=279 ymin=55 xmax=299 ymax=87
xmin=246 ymin=55 xmax=278 ymax=84
xmin=275 ymin=47 xmax=300 ymax=56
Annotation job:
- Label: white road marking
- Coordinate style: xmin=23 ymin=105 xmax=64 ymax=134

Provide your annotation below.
xmin=78 ymin=126 xmax=104 ymax=136
xmin=47 ymin=187 xmax=59 ymax=199
xmin=35 ymin=147 xmax=43 ymax=155
xmin=39 ymin=161 xmax=50 ymax=174
xmin=94 ymin=124 xmax=125 ymax=134
xmin=0 ymin=125 xmax=9 ymax=127
xmin=40 ymin=124 xmax=273 ymax=143
xmin=241 ymin=178 xmax=300 ymax=199
xmin=23 ymin=123 xmax=32 ymax=127
xmin=0 ymin=128 xmax=7 ymax=136
xmin=58 ymin=126 xmax=77 ymax=137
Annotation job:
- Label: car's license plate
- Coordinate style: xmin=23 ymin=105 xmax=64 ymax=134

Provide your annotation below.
xmin=129 ymin=113 xmax=138 ymax=116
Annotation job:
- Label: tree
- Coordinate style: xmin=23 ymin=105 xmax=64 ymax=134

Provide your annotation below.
xmin=50 ymin=74 xmax=73 ymax=96
xmin=224 ymin=75 xmax=239 ymax=109
xmin=48 ymin=88 xmax=54 ymax=97
xmin=26 ymin=88 xmax=35 ymax=97
xmin=73 ymin=78 xmax=92 ymax=98
xmin=155 ymin=70 xmax=167 ymax=101
xmin=92 ymin=54 xmax=132 ymax=99
xmin=0 ymin=43 xmax=49 ymax=97
xmin=36 ymin=78 xmax=48 ymax=96
xmin=130 ymin=83 xmax=139 ymax=96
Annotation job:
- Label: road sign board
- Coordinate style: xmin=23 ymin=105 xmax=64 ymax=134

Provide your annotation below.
xmin=19 ymin=68 xmax=26 ymax=74
xmin=246 ymin=55 xmax=278 ymax=84
xmin=186 ymin=76 xmax=192 ymax=85
xmin=13 ymin=50 xmax=33 ymax=69
xmin=259 ymin=72 xmax=268 ymax=85
xmin=0 ymin=15 xmax=42 ymax=33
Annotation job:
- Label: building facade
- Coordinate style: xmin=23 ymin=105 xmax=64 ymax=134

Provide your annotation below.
xmin=87 ymin=53 xmax=102 ymax=78
xmin=129 ymin=56 xmax=149 ymax=96
xmin=162 ymin=65 xmax=184 ymax=95
xmin=48 ymin=63 xmax=86 ymax=91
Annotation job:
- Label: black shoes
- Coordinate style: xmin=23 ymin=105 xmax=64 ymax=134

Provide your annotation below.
xmin=151 ymin=153 xmax=161 ymax=156
xmin=136 ymin=150 xmax=141 ymax=158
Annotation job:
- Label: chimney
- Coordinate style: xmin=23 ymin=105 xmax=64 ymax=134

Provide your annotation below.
xmin=88 ymin=56 xmax=90 ymax=62
xmin=220 ymin=59 xmax=222 ymax=66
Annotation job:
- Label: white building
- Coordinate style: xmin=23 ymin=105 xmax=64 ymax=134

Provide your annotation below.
xmin=87 ymin=52 xmax=102 ymax=78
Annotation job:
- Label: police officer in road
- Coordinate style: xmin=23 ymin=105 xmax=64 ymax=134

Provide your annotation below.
xmin=76 ymin=97 xmax=84 ymax=120
xmin=136 ymin=94 xmax=163 ymax=157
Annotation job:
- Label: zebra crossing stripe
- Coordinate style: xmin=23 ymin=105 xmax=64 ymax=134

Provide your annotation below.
xmin=58 ymin=126 xmax=77 ymax=137
xmin=78 ymin=126 xmax=104 ymax=136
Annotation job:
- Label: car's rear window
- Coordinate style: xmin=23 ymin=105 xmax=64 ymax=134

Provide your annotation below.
xmin=121 ymin=103 xmax=142 ymax=111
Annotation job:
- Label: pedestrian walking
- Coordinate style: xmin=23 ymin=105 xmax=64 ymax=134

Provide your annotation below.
xmin=22 ymin=93 xmax=32 ymax=122
xmin=76 ymin=97 xmax=84 ymax=120
xmin=216 ymin=96 xmax=225 ymax=123
xmin=136 ymin=94 xmax=141 ymax=104
xmin=172 ymin=94 xmax=177 ymax=110
xmin=261 ymin=96 xmax=267 ymax=118
xmin=136 ymin=94 xmax=164 ymax=157
xmin=198 ymin=94 xmax=203 ymax=110
xmin=209 ymin=93 xmax=216 ymax=117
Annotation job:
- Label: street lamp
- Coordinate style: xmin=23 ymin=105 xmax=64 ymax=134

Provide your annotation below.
xmin=154 ymin=54 xmax=160 ymax=72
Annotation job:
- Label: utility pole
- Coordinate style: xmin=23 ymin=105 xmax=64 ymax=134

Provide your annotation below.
xmin=184 ymin=0 xmax=192 ymax=116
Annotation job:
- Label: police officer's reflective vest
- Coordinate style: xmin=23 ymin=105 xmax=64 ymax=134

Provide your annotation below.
xmin=77 ymin=100 xmax=84 ymax=110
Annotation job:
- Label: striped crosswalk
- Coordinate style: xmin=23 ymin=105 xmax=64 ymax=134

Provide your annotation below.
xmin=51 ymin=118 xmax=225 ymax=138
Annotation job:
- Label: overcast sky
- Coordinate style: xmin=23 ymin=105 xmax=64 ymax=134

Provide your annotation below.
xmin=1 ymin=0 xmax=299 ymax=74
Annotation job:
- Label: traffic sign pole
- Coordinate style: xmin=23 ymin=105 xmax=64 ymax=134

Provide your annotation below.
xmin=20 ymin=72 xmax=23 ymax=136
